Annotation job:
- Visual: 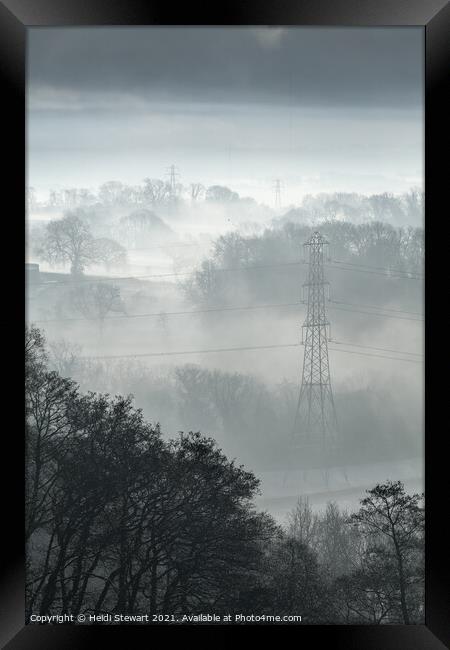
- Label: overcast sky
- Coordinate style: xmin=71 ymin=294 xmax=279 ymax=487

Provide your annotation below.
xmin=27 ymin=27 xmax=424 ymax=205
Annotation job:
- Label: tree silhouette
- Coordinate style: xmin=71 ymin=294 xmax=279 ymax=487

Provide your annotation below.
xmin=39 ymin=214 xmax=125 ymax=276
xmin=349 ymin=481 xmax=424 ymax=624
xmin=25 ymin=328 xmax=425 ymax=623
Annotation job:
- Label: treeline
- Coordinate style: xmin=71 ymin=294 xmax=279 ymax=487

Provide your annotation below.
xmin=26 ymin=180 xmax=257 ymax=212
xmin=276 ymin=190 xmax=424 ymax=227
xmin=46 ymin=352 xmax=420 ymax=468
xmin=26 ymin=326 xmax=424 ymax=623
xmin=26 ymin=327 xmax=276 ymax=619
xmin=287 ymin=493 xmax=424 ymax=624
xmin=27 ymin=183 xmax=423 ymax=228
xmin=183 ymin=221 xmax=423 ymax=308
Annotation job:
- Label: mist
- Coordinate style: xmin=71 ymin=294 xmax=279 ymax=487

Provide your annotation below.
xmin=25 ymin=26 xmax=426 ymax=624
xmin=26 ymin=25 xmax=425 ymax=523
xmin=26 ymin=184 xmax=424 ymax=521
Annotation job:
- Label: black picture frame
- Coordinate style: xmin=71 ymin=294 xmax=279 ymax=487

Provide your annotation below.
xmin=1 ymin=0 xmax=449 ymax=647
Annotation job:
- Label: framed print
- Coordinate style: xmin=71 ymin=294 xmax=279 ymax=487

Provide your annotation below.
xmin=1 ymin=0 xmax=449 ymax=647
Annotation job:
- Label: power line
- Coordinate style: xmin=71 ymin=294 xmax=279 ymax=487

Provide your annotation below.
xmin=30 ymin=261 xmax=301 ymax=287
xmin=329 ymin=347 xmax=422 ymax=364
xmin=329 ymin=304 xmax=423 ymax=323
xmin=81 ymin=342 xmax=300 ymax=360
xmin=76 ymin=341 xmax=423 ymax=364
xmin=30 ymin=298 xmax=424 ymax=325
xmin=117 ymin=248 xmax=423 ymax=277
xmin=31 ymin=301 xmax=303 ymax=324
xmin=332 ymin=340 xmax=423 ymax=358
xmin=332 ymin=258 xmax=424 ymax=278
xmin=29 ymin=258 xmax=424 ymax=289
xmin=330 ymin=300 xmax=422 ymax=317
xmin=328 ymin=262 xmax=423 ymax=280
xmin=30 ymin=246 xmax=421 ymax=275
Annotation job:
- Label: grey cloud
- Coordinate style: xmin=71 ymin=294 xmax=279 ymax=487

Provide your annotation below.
xmin=28 ymin=27 xmax=423 ymax=108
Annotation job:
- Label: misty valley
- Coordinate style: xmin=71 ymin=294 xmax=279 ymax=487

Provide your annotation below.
xmin=26 ymin=181 xmax=424 ymax=623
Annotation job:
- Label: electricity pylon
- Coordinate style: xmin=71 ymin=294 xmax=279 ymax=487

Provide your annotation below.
xmin=166 ymin=165 xmax=179 ymax=199
xmin=293 ymin=231 xmax=338 ymax=449
xmin=274 ymin=179 xmax=282 ymax=209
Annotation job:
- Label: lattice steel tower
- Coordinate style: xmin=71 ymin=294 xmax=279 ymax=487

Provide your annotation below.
xmin=274 ymin=179 xmax=282 ymax=209
xmin=166 ymin=164 xmax=179 ymax=199
xmin=293 ymin=231 xmax=338 ymax=448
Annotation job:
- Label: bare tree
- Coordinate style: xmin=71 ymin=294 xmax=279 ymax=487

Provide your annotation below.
xmin=263 ymin=535 xmax=328 ymax=621
xmin=142 ymin=178 xmax=171 ymax=206
xmin=47 ymin=338 xmax=82 ymax=378
xmin=39 ymin=214 xmax=93 ymax=276
xmin=39 ymin=214 xmax=126 ymax=276
xmin=70 ymin=282 xmax=125 ymax=331
xmin=117 ymin=209 xmax=173 ymax=248
xmin=287 ymin=497 xmax=319 ymax=548
xmin=349 ymin=481 xmax=424 ymax=625
xmin=25 ymin=327 xmax=79 ymax=542
xmin=93 ymin=238 xmax=127 ymax=270
xmin=206 ymin=185 xmax=239 ymax=203
xmin=316 ymin=502 xmax=360 ymax=581
xmin=334 ymin=551 xmax=398 ymax=624
xmin=98 ymin=181 xmax=126 ymax=205
xmin=189 ymin=183 xmax=205 ymax=202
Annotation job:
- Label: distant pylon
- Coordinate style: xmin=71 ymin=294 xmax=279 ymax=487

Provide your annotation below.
xmin=166 ymin=165 xmax=180 ymax=199
xmin=293 ymin=231 xmax=338 ymax=449
xmin=273 ymin=179 xmax=282 ymax=209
